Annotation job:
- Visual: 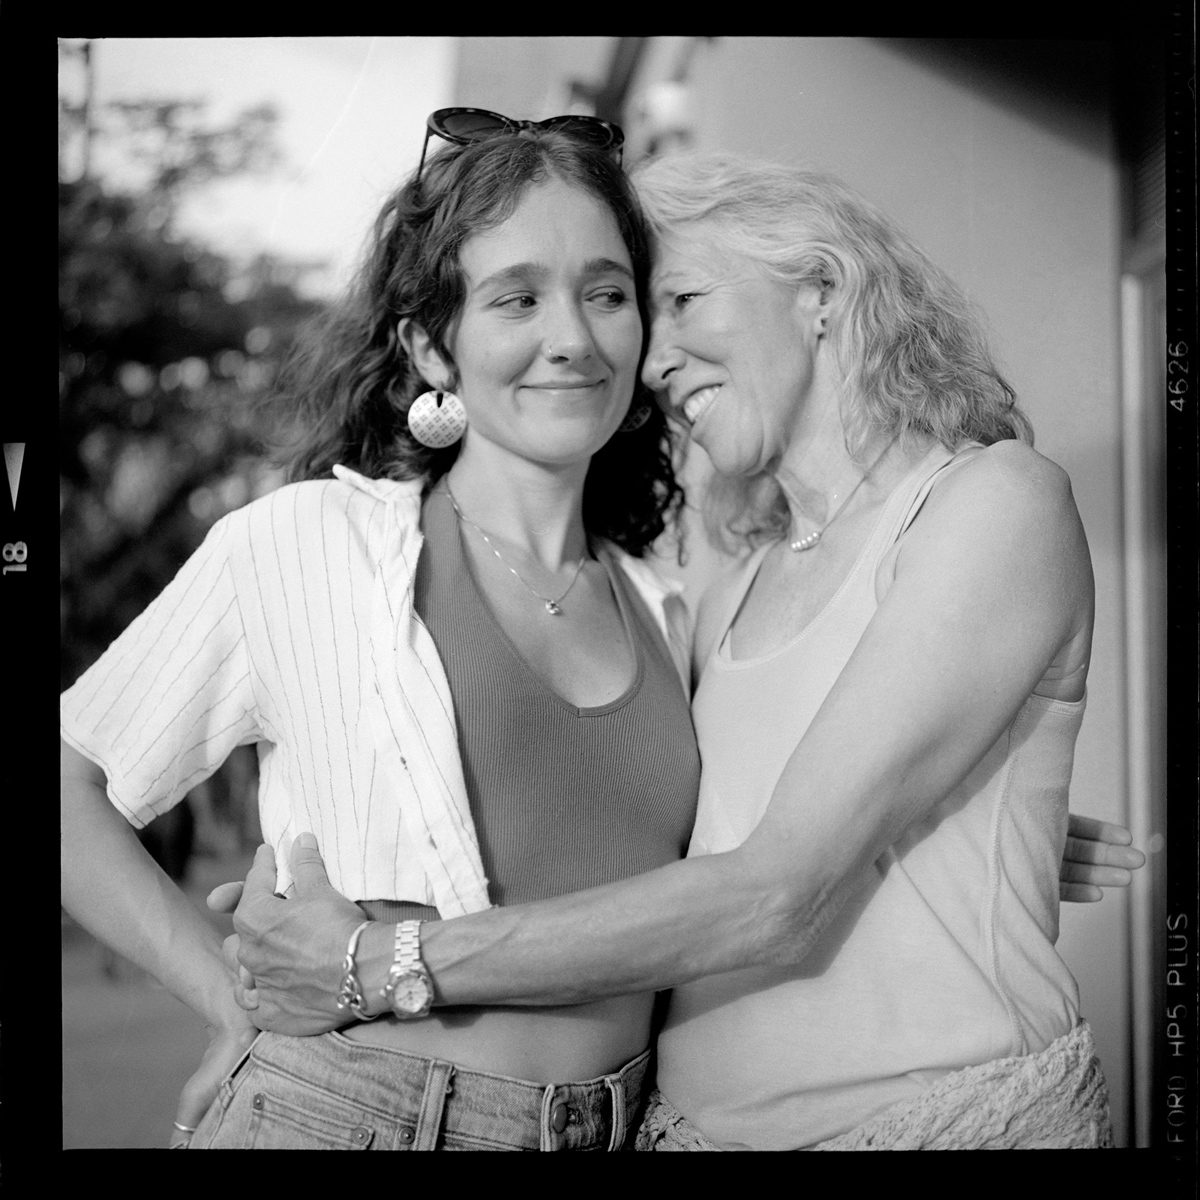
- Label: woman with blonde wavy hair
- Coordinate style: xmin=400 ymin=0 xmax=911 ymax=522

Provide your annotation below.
xmin=146 ymin=148 xmax=1142 ymax=1150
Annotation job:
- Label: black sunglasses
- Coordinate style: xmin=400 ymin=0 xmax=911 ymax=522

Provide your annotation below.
xmin=416 ymin=106 xmax=625 ymax=182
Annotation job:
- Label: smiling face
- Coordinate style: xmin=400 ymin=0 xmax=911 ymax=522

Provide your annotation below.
xmin=642 ymin=226 xmax=826 ymax=477
xmin=411 ymin=177 xmax=643 ymax=475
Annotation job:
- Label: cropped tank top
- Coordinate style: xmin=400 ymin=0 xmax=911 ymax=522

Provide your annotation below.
xmin=363 ymin=488 xmax=699 ymax=924
xmin=655 ymin=442 xmax=1086 ymax=1150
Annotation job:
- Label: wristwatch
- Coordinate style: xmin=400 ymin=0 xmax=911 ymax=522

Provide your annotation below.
xmin=381 ymin=920 xmax=435 ymax=1019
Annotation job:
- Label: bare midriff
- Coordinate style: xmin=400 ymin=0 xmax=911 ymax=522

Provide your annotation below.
xmin=338 ymin=992 xmax=654 ymax=1082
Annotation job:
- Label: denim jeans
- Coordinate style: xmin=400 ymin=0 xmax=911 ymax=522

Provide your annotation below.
xmin=191 ymin=1031 xmax=651 ymax=1151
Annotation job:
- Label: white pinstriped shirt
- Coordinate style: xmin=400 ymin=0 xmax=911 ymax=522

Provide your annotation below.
xmin=60 ymin=466 xmax=691 ymax=918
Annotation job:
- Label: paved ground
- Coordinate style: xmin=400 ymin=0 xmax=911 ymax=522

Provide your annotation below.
xmin=61 ymin=844 xmax=256 ymax=1149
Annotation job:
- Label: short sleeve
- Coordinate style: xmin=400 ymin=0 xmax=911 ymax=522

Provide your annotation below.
xmin=60 ymin=513 xmax=261 ymax=828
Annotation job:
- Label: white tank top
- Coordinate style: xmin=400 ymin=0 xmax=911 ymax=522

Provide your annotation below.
xmin=656 ymin=443 xmax=1085 ymax=1150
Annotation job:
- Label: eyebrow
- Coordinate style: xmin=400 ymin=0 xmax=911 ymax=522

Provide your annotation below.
xmin=472 ymin=258 xmax=636 ymax=292
xmin=648 ymin=270 xmax=688 ymax=303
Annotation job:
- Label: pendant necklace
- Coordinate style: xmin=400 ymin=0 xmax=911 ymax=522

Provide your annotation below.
xmin=444 ymin=485 xmax=588 ymax=616
xmin=788 ymin=435 xmax=899 ymax=552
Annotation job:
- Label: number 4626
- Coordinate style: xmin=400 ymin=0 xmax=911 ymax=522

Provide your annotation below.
xmin=1168 ymin=341 xmax=1188 ymax=413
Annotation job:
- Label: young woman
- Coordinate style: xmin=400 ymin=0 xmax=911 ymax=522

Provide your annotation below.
xmin=61 ymin=113 xmax=700 ymax=1151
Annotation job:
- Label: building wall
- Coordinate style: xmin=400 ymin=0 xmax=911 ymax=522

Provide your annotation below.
xmin=452 ymin=36 xmax=618 ymax=122
xmin=451 ymin=35 xmax=1139 ymax=1144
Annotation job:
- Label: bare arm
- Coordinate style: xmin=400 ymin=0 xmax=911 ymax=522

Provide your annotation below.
xmin=61 ymin=739 xmax=256 ymax=1138
xmin=222 ymin=792 xmax=1142 ymax=1029
xmin=61 ymin=739 xmax=245 ymax=1023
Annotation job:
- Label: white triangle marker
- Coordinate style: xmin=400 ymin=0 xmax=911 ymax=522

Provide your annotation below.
xmin=4 ymin=443 xmax=24 ymax=510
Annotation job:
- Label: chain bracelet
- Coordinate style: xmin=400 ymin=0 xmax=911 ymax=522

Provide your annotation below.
xmin=335 ymin=919 xmax=381 ymax=1021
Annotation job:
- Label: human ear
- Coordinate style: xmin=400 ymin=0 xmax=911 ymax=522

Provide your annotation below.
xmin=794 ymin=281 xmax=831 ymax=337
xmin=397 ymin=318 xmax=453 ymax=389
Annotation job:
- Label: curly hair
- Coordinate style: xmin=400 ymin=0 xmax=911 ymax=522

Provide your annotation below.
xmin=631 ymin=152 xmax=1032 ymax=551
xmin=276 ymin=129 xmax=682 ymax=557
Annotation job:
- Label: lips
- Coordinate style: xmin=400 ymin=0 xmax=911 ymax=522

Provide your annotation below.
xmin=682 ymin=385 xmax=722 ymax=425
xmin=523 ymin=379 xmax=604 ymax=391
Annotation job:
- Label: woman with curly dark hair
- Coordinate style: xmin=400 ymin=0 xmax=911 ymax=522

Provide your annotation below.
xmin=60 ymin=111 xmax=698 ymax=1151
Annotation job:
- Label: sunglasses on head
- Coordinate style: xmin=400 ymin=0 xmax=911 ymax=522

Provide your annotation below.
xmin=416 ymin=106 xmax=625 ymax=182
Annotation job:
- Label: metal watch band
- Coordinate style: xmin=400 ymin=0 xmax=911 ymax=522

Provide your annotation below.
xmin=395 ymin=920 xmax=420 ymax=971
xmin=381 ymin=919 xmax=434 ymax=1018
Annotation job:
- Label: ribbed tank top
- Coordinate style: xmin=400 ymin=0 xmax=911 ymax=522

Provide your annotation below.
xmin=362 ymin=489 xmax=699 ymax=924
xmin=655 ymin=442 xmax=1086 ymax=1150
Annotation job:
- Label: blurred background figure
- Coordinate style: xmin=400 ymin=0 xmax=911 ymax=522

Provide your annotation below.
xmin=58 ymin=34 xmax=1171 ymax=1149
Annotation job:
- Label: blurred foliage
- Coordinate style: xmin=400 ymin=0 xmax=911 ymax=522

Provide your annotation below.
xmin=104 ymin=97 xmax=282 ymax=212
xmin=59 ymin=93 xmax=325 ymax=688
xmin=60 ymin=79 xmax=326 ymax=859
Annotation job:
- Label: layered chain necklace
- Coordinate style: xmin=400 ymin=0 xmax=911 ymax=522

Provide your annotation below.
xmin=444 ymin=484 xmax=588 ymax=616
xmin=787 ymin=435 xmax=899 ymax=552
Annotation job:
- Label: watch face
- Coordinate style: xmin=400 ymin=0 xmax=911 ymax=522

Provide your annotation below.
xmin=389 ymin=970 xmax=433 ymax=1016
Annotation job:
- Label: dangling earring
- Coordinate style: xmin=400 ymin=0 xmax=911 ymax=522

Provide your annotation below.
xmin=407 ymin=389 xmax=467 ymax=448
xmin=618 ymin=402 xmax=653 ymax=433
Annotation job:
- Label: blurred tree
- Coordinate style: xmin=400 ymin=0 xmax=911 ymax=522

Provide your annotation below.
xmin=59 ymin=92 xmax=321 ymax=679
xmin=105 ymin=98 xmax=281 ymax=231
xmin=59 ymin=67 xmax=325 ymax=863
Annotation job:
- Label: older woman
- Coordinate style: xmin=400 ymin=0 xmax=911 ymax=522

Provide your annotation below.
xmin=211 ymin=152 xmax=1140 ymax=1150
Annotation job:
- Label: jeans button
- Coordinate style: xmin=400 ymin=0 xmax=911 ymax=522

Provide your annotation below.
xmin=351 ymin=1126 xmax=371 ymax=1146
xmin=398 ymin=1126 xmax=415 ymax=1144
xmin=550 ymin=1102 xmax=572 ymax=1133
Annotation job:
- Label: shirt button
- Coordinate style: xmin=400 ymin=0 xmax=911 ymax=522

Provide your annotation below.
xmin=550 ymin=1103 xmax=572 ymax=1133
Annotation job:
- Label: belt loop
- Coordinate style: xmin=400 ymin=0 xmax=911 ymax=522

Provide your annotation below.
xmin=605 ymin=1075 xmax=627 ymax=1152
xmin=412 ymin=1060 xmax=455 ymax=1151
xmin=539 ymin=1085 xmax=557 ymax=1152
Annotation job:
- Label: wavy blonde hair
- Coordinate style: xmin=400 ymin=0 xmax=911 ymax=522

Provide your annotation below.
xmin=631 ymin=153 xmax=1033 ymax=551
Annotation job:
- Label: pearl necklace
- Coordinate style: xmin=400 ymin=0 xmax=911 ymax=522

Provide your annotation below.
xmin=788 ymin=435 xmax=899 ymax=552
xmin=444 ymin=485 xmax=588 ymax=616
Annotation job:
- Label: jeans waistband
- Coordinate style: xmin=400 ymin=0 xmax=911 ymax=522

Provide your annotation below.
xmin=246 ymin=1031 xmax=651 ymax=1151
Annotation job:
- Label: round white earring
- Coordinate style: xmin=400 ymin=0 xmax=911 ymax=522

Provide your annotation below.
xmin=407 ymin=390 xmax=467 ymax=448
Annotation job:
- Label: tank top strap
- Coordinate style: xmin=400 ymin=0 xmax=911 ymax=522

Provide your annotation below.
xmin=827 ymin=441 xmax=955 ymax=575
xmin=878 ymin=441 xmax=987 ymax=551
xmin=703 ymin=443 xmax=985 ymax=672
